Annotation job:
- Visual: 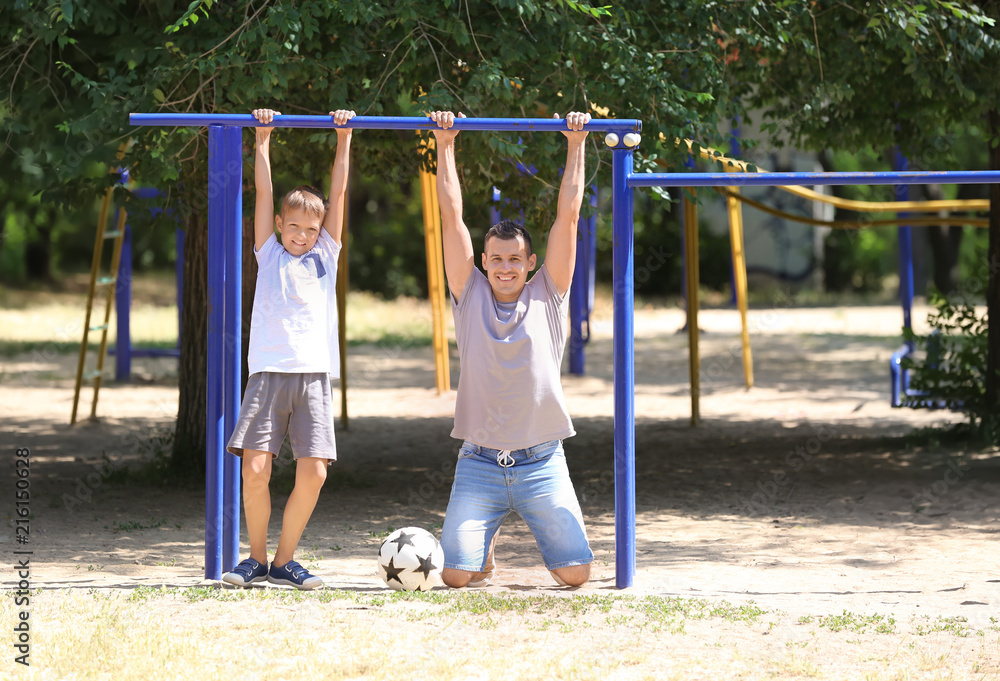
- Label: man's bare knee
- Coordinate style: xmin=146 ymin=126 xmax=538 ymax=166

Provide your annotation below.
xmin=442 ymin=568 xmax=473 ymax=588
xmin=551 ymin=564 xmax=590 ymax=587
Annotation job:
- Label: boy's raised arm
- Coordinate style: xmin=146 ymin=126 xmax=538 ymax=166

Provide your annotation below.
xmin=323 ymin=109 xmax=356 ymax=246
xmin=430 ymin=111 xmax=475 ymax=303
xmin=545 ymin=111 xmax=591 ymax=296
xmin=252 ymin=108 xmax=279 ymax=252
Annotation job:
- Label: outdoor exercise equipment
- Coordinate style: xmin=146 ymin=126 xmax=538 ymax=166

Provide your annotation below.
xmin=418 ymin=136 xmax=451 ymax=395
xmin=660 ymin=138 xmax=989 ymax=421
xmin=71 ymin=147 xmax=129 ymax=425
xmin=130 ymin=111 xmax=997 ymax=590
xmin=109 ymin=187 xmax=183 ymax=381
xmin=129 ymin=113 xmax=639 ymax=584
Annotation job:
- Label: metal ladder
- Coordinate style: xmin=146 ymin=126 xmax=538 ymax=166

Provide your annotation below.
xmin=70 ymin=185 xmax=127 ymax=424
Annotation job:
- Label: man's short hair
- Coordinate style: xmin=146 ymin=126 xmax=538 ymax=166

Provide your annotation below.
xmin=281 ymin=185 xmax=327 ymax=219
xmin=484 ymin=219 xmax=533 ymax=256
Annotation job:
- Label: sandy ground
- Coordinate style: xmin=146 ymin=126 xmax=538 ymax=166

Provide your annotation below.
xmin=2 ymin=303 xmax=1000 ymax=676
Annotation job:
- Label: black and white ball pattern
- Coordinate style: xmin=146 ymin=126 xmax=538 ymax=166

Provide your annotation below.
xmin=376 ymin=527 xmax=445 ymax=591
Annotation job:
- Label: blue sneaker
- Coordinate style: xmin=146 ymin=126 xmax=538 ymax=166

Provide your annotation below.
xmin=267 ymin=560 xmax=323 ymax=590
xmin=222 ymin=558 xmax=268 ymax=587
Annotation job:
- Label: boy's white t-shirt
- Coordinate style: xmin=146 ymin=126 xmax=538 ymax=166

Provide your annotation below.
xmin=247 ymin=230 xmax=341 ymax=377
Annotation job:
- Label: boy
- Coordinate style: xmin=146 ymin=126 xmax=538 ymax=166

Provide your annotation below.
xmin=222 ymin=107 xmax=354 ymax=590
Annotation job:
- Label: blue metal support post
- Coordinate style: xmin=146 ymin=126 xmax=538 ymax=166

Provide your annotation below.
xmin=895 ymin=150 xmax=914 ymax=335
xmin=205 ymin=125 xmax=226 ymax=580
xmin=222 ymin=125 xmax=243 ymax=571
xmin=115 ymin=222 xmax=132 ymax=381
xmin=890 ymin=150 xmax=915 ymax=406
xmin=569 ymin=192 xmax=597 ymax=375
xmin=612 ymin=148 xmax=636 ymax=588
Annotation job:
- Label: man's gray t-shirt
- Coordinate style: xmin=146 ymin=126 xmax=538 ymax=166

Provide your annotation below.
xmin=450 ymin=264 xmax=575 ymax=450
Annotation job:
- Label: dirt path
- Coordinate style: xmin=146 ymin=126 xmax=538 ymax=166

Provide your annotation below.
xmin=4 ymin=304 xmax=997 ymax=630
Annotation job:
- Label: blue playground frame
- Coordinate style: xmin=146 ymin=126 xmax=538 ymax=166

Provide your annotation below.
xmin=129 ymin=112 xmax=999 ymax=589
xmin=108 ymin=186 xmax=184 ymax=381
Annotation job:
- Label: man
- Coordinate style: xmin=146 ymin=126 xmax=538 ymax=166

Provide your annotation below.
xmin=430 ymin=109 xmax=594 ymax=588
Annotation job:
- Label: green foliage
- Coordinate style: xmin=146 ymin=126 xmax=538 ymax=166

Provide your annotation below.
xmin=2 ymin=0 xmax=776 ymax=237
xmin=727 ymin=1 xmax=998 ymax=157
xmin=4 ymin=1 xmax=997 ymax=293
xmin=901 ymin=291 xmax=994 ymax=439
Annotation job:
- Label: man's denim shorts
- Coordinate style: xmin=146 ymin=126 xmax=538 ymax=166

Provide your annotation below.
xmin=440 ymin=440 xmax=593 ymax=572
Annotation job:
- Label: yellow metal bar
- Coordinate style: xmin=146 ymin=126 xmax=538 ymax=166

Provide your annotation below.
xmin=428 ymin=175 xmax=451 ymax=395
xmin=72 ymin=187 xmax=113 ymax=424
xmin=683 ymin=189 xmax=700 ymax=426
xmin=421 ymin=172 xmax=442 ymax=393
xmin=419 ymin=136 xmax=450 ymax=394
xmin=90 ymin=206 xmax=127 ymax=419
xmin=666 ymin=140 xmax=991 ymax=213
xmin=724 ymin=178 xmax=754 ymax=390
xmin=714 ymin=187 xmax=988 ymax=229
xmin=337 ymin=181 xmax=349 ymax=427
xmin=430 ymin=174 xmax=450 ymax=393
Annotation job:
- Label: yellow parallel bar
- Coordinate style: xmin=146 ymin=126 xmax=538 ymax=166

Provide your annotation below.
xmin=715 ymin=188 xmax=988 ymax=229
xmin=683 ymin=189 xmax=700 ymax=426
xmin=337 ymin=179 xmax=349 ymax=428
xmin=90 ymin=206 xmax=127 ymax=419
xmin=430 ymin=173 xmax=450 ymax=393
xmin=421 ymin=169 xmax=447 ymax=393
xmin=72 ymin=186 xmax=113 ymax=424
xmin=724 ymin=175 xmax=754 ymax=390
xmin=419 ymin=135 xmax=450 ymax=395
xmin=666 ymin=140 xmax=991 ymax=213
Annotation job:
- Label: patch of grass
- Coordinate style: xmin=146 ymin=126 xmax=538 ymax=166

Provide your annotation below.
xmin=913 ymin=615 xmax=972 ymax=637
xmin=818 ymin=611 xmax=896 ymax=634
xmin=299 ymin=545 xmax=323 ymax=568
xmin=343 ymin=291 xmax=439 ymax=347
xmin=113 ymin=586 xmax=776 ymax=636
xmin=347 ymin=333 xmax=432 ymax=349
xmin=0 ymin=339 xmax=180 ymax=358
xmin=704 ymin=600 xmax=767 ymax=625
xmin=367 ymin=526 xmax=397 ymax=540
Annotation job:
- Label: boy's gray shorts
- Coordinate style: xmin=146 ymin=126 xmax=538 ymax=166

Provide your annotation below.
xmin=226 ymin=372 xmax=337 ymax=461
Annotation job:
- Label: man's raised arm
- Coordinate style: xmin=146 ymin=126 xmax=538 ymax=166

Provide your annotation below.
xmin=430 ymin=111 xmax=475 ymax=303
xmin=544 ymin=111 xmax=591 ymax=296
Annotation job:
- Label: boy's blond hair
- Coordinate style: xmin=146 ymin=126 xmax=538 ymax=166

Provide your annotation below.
xmin=281 ymin=185 xmax=327 ymax=219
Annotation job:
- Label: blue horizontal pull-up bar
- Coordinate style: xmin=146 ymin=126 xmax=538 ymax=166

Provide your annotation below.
xmin=129 ymin=113 xmax=641 ymax=134
xmin=629 ymin=170 xmax=1000 ymax=188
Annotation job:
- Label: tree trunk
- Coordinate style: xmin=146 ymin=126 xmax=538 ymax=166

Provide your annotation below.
xmin=925 ymin=184 xmax=963 ymax=296
xmin=818 ymin=150 xmax=856 ymax=292
xmin=985 ymin=107 xmax=1000 ymax=424
xmin=172 ymin=210 xmax=207 ymax=482
xmin=24 ymin=220 xmax=52 ymax=282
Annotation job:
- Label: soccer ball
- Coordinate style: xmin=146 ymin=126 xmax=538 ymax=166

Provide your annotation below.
xmin=376 ymin=527 xmax=445 ymax=591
